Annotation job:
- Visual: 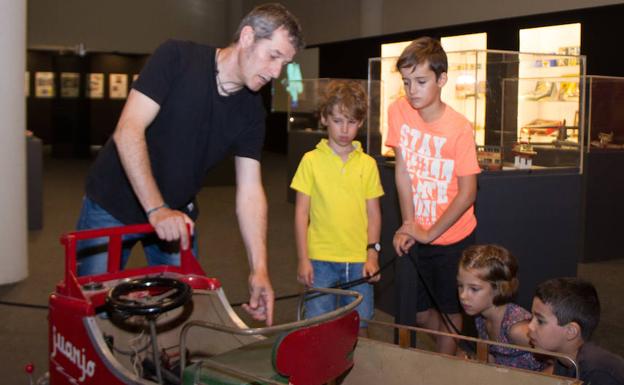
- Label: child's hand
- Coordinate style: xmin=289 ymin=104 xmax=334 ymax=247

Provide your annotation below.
xmin=363 ymin=253 xmax=380 ymax=282
xmin=297 ymin=259 xmax=314 ymax=287
xmin=394 ymin=222 xmax=431 ymax=254
xmin=393 ymin=231 xmax=416 ymax=256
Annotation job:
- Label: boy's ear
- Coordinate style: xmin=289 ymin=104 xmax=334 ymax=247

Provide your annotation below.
xmin=437 ymin=72 xmax=448 ymax=87
xmin=564 ymin=321 xmax=582 ymax=341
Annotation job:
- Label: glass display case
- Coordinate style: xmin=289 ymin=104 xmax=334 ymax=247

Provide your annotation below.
xmin=584 ymin=75 xmax=624 ymax=151
xmin=286 ymin=78 xmax=382 ymax=153
xmin=369 ymin=49 xmax=586 ymax=172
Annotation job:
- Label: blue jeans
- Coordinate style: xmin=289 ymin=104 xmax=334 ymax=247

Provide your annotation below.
xmin=75 ymin=197 xmax=198 ymax=276
xmin=306 ymin=260 xmax=374 ymax=328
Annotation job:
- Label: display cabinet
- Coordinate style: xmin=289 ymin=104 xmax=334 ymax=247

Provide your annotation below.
xmin=584 ymin=75 xmax=624 ymax=151
xmin=580 ymin=76 xmax=624 ymax=263
xmin=369 ymin=50 xmax=490 ymax=156
xmin=501 ymin=75 xmax=584 ymax=170
xmin=368 ymin=49 xmax=586 ymax=171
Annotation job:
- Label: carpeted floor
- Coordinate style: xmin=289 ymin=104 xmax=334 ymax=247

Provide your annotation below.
xmin=0 ymin=149 xmax=622 ymax=384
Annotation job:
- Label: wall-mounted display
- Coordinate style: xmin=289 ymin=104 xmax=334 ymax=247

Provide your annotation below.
xmin=35 ymin=71 xmax=55 ymax=98
xmin=60 ymin=72 xmax=80 ymax=98
xmin=272 ymin=47 xmax=319 ymax=112
xmin=109 ymin=73 xmax=128 ymax=99
xmin=25 ymin=71 xmax=30 ymax=97
xmin=86 ymin=73 xmax=104 ymax=99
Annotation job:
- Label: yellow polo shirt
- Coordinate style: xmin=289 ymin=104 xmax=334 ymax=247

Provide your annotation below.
xmin=290 ymin=139 xmax=384 ymax=263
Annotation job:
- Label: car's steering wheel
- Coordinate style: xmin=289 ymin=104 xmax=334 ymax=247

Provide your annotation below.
xmin=107 ymin=277 xmax=192 ymax=317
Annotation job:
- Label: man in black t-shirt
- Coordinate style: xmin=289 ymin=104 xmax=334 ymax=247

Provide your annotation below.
xmin=76 ymin=3 xmax=304 ymax=326
xmin=528 ymin=278 xmax=624 ymax=384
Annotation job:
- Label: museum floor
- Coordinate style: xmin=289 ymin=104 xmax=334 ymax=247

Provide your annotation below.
xmin=1 ymin=149 xmax=623 ymax=384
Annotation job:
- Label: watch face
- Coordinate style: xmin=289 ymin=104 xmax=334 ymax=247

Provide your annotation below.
xmin=368 ymin=243 xmax=381 ymax=252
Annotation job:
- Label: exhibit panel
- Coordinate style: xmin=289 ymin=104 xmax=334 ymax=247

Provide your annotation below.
xmin=26 ymin=50 xmax=149 ymax=153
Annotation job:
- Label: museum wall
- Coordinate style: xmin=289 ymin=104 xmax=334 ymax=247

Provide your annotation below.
xmin=240 ymin=0 xmax=623 ymax=45
xmin=27 ymin=0 xmax=240 ymax=53
xmin=28 ymin=0 xmax=624 ymax=53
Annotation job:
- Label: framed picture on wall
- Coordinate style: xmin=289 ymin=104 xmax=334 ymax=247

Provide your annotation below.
xmin=86 ymin=73 xmax=104 ymax=99
xmin=35 ymin=71 xmax=55 ymax=98
xmin=109 ymin=73 xmax=128 ymax=99
xmin=60 ymin=72 xmax=80 ymax=98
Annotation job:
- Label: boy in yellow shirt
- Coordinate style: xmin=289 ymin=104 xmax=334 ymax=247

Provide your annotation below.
xmin=290 ymin=80 xmax=384 ymax=336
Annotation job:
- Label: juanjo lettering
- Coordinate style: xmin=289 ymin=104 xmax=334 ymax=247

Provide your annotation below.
xmin=52 ymin=326 xmax=96 ymax=381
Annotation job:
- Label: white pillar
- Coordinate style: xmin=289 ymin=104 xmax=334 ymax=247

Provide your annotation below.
xmin=0 ymin=0 xmax=28 ymax=283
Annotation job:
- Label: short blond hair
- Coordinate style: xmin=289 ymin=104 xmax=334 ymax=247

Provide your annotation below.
xmin=318 ymin=80 xmax=368 ymax=122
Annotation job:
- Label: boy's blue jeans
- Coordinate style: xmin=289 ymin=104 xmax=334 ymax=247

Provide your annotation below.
xmin=75 ymin=197 xmax=198 ymax=276
xmin=306 ymin=260 xmax=374 ymax=328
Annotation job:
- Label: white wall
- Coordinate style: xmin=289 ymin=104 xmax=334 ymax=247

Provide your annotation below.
xmin=1 ymin=0 xmax=28 ymax=283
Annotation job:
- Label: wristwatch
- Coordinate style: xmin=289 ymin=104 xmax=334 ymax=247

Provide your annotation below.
xmin=367 ymin=242 xmax=381 ymax=252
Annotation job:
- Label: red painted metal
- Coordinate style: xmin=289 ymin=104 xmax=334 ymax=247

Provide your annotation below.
xmin=49 ymin=224 xmax=360 ymax=385
xmin=49 ymin=224 xmax=220 ymax=384
xmin=275 ymin=310 xmax=360 ymax=385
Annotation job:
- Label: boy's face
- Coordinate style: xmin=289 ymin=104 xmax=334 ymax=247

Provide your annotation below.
xmin=528 ymin=297 xmax=569 ymax=352
xmin=399 ymin=61 xmax=447 ymax=111
xmin=322 ymin=105 xmax=363 ymax=151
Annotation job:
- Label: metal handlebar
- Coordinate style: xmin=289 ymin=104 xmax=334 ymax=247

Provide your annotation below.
xmin=366 ymin=319 xmax=581 ymax=380
xmin=179 ymin=287 xmax=363 ymax=376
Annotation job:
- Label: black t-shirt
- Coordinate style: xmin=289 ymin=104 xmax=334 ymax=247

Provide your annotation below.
xmin=86 ymin=40 xmax=266 ymax=224
xmin=554 ymin=342 xmax=624 ymax=385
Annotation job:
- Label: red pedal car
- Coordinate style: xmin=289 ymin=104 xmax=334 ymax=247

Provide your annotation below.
xmin=45 ymin=224 xmax=581 ymax=385
xmin=49 ymin=224 xmax=361 ymax=385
